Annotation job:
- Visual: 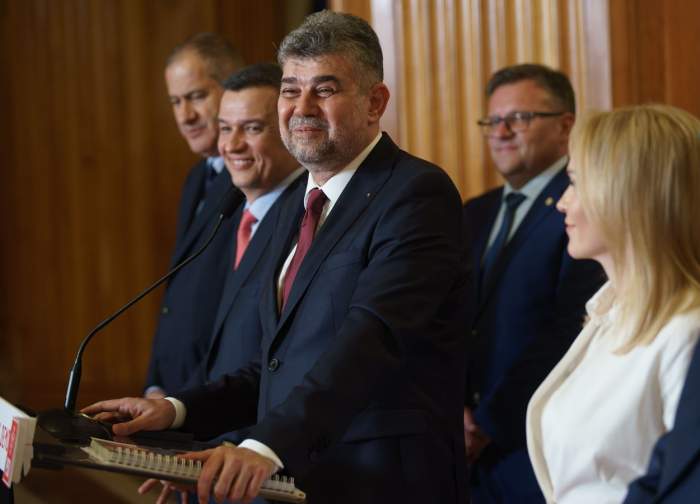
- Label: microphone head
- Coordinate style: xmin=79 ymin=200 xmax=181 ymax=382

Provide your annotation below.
xmin=219 ymin=186 xmax=243 ymax=218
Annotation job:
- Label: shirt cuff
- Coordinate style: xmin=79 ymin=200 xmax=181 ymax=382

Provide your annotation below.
xmin=164 ymin=397 xmax=186 ymax=429
xmin=238 ymin=439 xmax=284 ymax=471
xmin=144 ymin=385 xmax=166 ymax=397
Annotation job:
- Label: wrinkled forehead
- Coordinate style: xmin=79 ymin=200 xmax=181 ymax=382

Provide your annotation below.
xmin=281 ymin=54 xmax=359 ymax=86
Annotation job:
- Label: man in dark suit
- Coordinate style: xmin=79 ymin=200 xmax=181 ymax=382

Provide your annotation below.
xmin=85 ymin=11 xmax=469 ymax=504
xmin=188 ymin=63 xmax=305 ymax=388
xmin=463 ymin=64 xmax=605 ymax=503
xmin=145 ymin=34 xmax=244 ymax=397
xmin=624 ymin=341 xmax=700 ymax=504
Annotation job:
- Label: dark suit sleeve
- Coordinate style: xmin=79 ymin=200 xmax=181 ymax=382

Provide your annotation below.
xmin=623 ymin=339 xmax=700 ymax=503
xmin=474 ymin=247 xmax=604 ymax=454
xmin=176 ymin=362 xmax=262 ymax=440
xmin=246 ymin=168 xmax=467 ymax=477
xmin=623 ymin=436 xmax=665 ymax=503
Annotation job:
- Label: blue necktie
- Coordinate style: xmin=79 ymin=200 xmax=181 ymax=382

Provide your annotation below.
xmin=481 ymin=192 xmax=526 ymax=286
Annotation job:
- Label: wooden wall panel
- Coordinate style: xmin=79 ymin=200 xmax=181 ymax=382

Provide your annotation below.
xmin=0 ymin=0 xmax=287 ymax=412
xmin=610 ymin=0 xmax=700 ymax=114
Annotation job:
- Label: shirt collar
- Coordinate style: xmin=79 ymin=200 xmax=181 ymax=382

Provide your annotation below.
xmin=245 ymin=167 xmax=306 ymax=222
xmin=503 ymin=156 xmax=568 ymax=201
xmin=302 ymin=132 xmax=383 ymax=209
xmin=585 ymin=281 xmax=618 ymax=323
xmin=206 ymin=156 xmax=225 ymax=174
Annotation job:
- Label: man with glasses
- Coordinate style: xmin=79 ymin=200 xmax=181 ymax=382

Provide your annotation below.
xmin=463 ymin=63 xmax=604 ymax=503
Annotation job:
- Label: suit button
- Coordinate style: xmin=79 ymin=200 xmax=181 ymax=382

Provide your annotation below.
xmin=161 ymin=306 xmax=169 ymax=315
xmin=471 ymin=329 xmax=477 ymax=336
xmin=473 ymin=392 xmax=480 ymax=405
xmin=268 ymin=358 xmax=280 ymax=372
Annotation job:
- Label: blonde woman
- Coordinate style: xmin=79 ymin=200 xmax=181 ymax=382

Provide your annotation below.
xmin=526 ymin=104 xmax=700 ymax=503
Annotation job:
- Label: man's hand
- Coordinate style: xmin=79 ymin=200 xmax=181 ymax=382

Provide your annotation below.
xmin=81 ymin=397 xmax=176 ymax=437
xmin=463 ymin=406 xmax=491 ymax=464
xmin=183 ymin=445 xmax=276 ymax=504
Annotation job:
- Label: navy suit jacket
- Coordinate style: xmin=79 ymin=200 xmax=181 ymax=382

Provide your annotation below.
xmin=177 ymin=134 xmax=469 ymax=504
xmin=145 ymin=159 xmax=243 ymax=394
xmin=624 ymin=340 xmax=700 ymax=504
xmin=184 ymin=172 xmax=307 ymax=393
xmin=463 ymin=168 xmax=605 ymax=500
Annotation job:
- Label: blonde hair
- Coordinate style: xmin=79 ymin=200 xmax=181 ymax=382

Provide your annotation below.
xmin=571 ymin=104 xmax=700 ymax=352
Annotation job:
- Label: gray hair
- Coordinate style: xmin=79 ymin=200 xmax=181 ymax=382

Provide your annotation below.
xmin=277 ymin=10 xmax=383 ymax=89
xmin=167 ymin=32 xmax=244 ymax=82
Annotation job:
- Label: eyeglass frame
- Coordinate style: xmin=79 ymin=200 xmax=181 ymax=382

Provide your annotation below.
xmin=477 ymin=111 xmax=565 ymax=135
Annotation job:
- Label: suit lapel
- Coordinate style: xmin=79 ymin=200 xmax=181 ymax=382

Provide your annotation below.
xmin=478 ymin=168 xmax=568 ymax=310
xmin=171 ymin=169 xmax=233 ymax=267
xmin=204 ymin=203 xmax=244 ymax=357
xmin=471 ymin=190 xmax=502 ymax=303
xmin=273 ymin=134 xmax=397 ymax=341
xmin=173 ymin=159 xmax=208 ymax=249
xmin=259 ymin=176 xmax=307 ymax=342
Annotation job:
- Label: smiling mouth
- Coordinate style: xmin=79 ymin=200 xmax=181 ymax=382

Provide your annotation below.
xmin=228 ymin=158 xmax=253 ymax=168
xmin=183 ymin=125 xmax=205 ymax=137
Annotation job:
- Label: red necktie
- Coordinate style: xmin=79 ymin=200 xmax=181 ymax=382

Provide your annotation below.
xmin=234 ymin=209 xmax=257 ymax=269
xmin=281 ymin=188 xmax=328 ymax=307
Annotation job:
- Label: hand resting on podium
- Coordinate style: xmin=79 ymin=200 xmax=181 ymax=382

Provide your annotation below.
xmin=82 ymin=398 xmax=277 ymax=504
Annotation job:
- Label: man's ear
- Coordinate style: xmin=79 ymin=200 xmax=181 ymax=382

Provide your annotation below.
xmin=560 ymin=112 xmax=576 ymax=136
xmin=367 ymin=82 xmax=390 ymax=124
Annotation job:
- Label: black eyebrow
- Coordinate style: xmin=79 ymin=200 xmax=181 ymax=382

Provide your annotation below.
xmin=280 ymin=75 xmax=341 ymax=86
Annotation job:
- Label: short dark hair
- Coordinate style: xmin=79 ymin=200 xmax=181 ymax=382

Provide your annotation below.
xmin=167 ymin=32 xmax=244 ymax=82
xmin=486 ymin=63 xmax=576 ymax=114
xmin=222 ymin=63 xmax=282 ymax=92
xmin=278 ymin=10 xmax=383 ymax=90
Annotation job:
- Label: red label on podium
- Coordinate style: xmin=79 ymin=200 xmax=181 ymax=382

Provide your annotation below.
xmin=2 ymin=419 xmax=18 ymax=486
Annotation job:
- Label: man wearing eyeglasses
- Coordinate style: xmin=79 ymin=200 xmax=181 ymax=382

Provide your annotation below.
xmin=463 ymin=64 xmax=605 ymax=503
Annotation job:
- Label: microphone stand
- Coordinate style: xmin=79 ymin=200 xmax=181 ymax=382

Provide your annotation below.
xmin=37 ymin=187 xmax=240 ymax=443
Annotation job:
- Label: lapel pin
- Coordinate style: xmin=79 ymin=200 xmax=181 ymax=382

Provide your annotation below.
xmin=545 ymin=196 xmax=554 ymax=207
xmin=366 ymin=192 xmax=372 ymax=198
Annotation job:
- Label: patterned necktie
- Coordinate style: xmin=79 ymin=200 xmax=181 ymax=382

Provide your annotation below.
xmin=234 ymin=209 xmax=257 ymax=269
xmin=281 ymin=188 xmax=328 ymax=308
xmin=481 ymin=192 xmax=526 ymax=286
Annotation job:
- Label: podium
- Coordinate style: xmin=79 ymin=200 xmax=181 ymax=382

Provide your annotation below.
xmin=0 ymin=396 xmax=306 ymax=503
xmin=0 ymin=397 xmax=35 ymax=489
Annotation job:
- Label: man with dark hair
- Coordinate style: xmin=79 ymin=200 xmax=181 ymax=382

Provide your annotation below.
xmin=86 ymin=11 xmax=469 ymax=504
xmin=184 ymin=63 xmax=305 ymax=389
xmin=144 ymin=34 xmax=244 ymax=398
xmin=463 ymin=63 xmax=604 ymax=503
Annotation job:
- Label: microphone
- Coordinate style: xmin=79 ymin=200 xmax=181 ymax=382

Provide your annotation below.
xmin=38 ymin=187 xmax=241 ymax=442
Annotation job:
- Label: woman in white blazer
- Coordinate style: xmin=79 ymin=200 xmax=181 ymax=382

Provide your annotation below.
xmin=526 ymin=104 xmax=700 ymax=504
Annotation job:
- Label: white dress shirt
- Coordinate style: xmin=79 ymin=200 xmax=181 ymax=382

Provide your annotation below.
xmin=527 ymin=282 xmax=700 ymax=503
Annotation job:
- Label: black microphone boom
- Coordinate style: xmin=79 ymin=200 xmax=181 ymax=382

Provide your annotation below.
xmin=39 ymin=186 xmax=241 ymax=441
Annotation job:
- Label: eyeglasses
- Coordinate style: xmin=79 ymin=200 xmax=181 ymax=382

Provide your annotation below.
xmin=477 ymin=111 xmax=565 ymax=135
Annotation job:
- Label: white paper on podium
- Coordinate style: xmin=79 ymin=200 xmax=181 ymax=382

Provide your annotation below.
xmin=0 ymin=396 xmax=36 ymax=487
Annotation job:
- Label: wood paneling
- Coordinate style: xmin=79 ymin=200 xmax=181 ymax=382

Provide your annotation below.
xmin=0 ymin=0 xmax=287 ymax=412
xmin=610 ymin=0 xmax=700 ymax=114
